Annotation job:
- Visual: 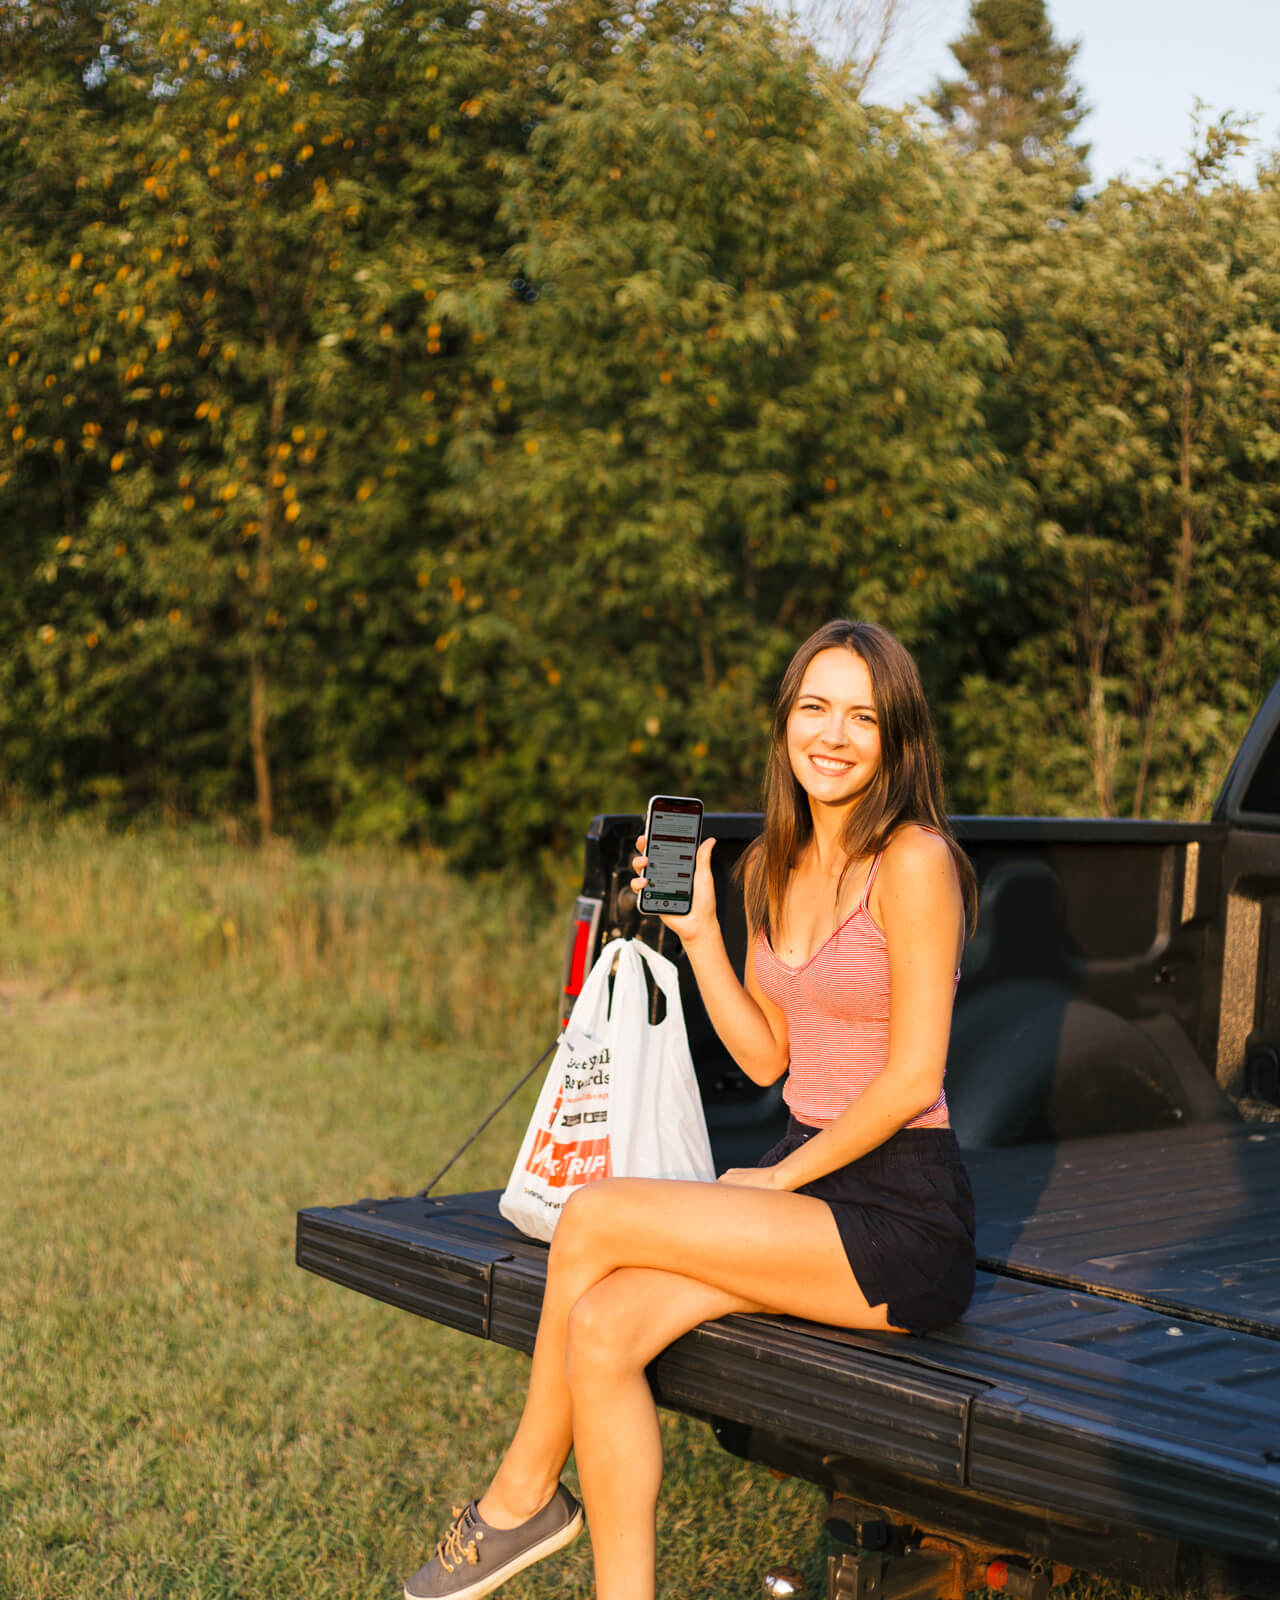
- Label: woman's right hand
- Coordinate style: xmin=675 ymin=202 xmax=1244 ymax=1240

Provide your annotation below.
xmin=632 ymin=833 xmax=719 ymax=947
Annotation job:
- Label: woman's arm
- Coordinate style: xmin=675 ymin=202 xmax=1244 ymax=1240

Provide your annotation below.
xmin=632 ymin=834 xmax=789 ymax=1086
xmin=733 ymin=825 xmax=964 ymax=1191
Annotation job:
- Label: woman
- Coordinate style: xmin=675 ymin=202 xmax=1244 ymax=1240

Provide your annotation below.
xmin=406 ymin=618 xmax=977 ymax=1600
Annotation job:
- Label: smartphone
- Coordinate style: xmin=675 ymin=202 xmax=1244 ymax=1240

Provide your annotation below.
xmin=638 ymin=794 xmax=704 ymax=916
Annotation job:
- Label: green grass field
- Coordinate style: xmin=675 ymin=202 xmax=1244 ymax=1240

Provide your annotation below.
xmin=0 ymin=822 xmax=831 ymax=1600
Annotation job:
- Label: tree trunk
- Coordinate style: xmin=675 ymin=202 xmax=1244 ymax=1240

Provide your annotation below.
xmin=249 ymin=652 xmax=273 ymax=842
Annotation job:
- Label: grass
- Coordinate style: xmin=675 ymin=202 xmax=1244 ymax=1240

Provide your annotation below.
xmin=0 ymin=820 xmax=831 ymax=1600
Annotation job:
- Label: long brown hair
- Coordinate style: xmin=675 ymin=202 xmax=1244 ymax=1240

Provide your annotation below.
xmin=741 ymin=619 xmax=977 ymax=941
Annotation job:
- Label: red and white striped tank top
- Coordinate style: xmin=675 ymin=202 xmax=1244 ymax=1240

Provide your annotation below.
xmin=753 ymin=850 xmax=951 ymax=1130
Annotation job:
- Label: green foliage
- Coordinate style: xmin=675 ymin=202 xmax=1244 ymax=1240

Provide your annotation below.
xmin=951 ymin=123 xmax=1280 ymax=818
xmin=418 ymin=15 xmax=1011 ymax=863
xmin=1 ymin=0 xmax=1279 ymax=861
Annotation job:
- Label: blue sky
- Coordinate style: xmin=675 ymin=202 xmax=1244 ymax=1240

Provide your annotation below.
xmin=862 ymin=0 xmax=1280 ymax=183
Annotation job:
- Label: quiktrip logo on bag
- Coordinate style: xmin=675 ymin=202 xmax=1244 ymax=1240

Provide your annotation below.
xmin=523 ymin=1045 xmax=612 ymax=1190
xmin=526 ymin=1129 xmax=612 ymax=1188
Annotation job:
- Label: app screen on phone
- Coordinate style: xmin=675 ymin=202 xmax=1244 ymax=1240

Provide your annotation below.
xmin=644 ymin=804 xmax=699 ymax=912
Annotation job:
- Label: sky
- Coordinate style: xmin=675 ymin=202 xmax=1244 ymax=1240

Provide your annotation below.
xmin=853 ymin=0 xmax=1280 ymax=184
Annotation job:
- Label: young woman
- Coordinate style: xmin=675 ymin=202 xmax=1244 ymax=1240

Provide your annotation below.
xmin=406 ymin=618 xmax=977 ymax=1600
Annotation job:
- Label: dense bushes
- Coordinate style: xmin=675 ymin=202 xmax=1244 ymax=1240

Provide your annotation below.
xmin=2 ymin=1 xmax=1277 ymax=865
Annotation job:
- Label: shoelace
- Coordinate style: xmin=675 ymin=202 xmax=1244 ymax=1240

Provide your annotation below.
xmin=436 ymin=1505 xmax=486 ymax=1573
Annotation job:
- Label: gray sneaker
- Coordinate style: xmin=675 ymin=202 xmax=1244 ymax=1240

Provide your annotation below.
xmin=404 ymin=1484 xmax=584 ymax=1600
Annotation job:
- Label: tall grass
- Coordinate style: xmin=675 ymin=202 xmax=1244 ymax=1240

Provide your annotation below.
xmin=0 ymin=819 xmax=558 ymax=1057
xmin=0 ymin=822 xmax=829 ymax=1600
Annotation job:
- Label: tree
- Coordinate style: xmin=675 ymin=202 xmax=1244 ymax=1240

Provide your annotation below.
xmin=0 ymin=0 xmax=749 ymax=848
xmin=929 ymin=0 xmax=1090 ymax=190
xmin=949 ymin=121 xmax=1280 ymax=820
xmin=429 ymin=10 xmax=1011 ymax=865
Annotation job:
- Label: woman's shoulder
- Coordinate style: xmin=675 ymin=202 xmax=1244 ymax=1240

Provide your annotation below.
xmin=875 ymin=823 xmax=959 ymax=893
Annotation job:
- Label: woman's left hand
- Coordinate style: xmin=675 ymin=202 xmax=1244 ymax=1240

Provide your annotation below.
xmin=717 ymin=1165 xmax=784 ymax=1190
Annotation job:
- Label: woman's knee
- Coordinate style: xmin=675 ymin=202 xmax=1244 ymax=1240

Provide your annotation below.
xmin=563 ymin=1281 xmax=644 ymax=1390
xmin=551 ymin=1179 xmax=625 ymax=1270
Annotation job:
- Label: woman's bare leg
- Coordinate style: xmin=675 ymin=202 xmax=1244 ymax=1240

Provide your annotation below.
xmin=479 ymin=1175 xmax=894 ymax=1567
xmin=475 ymin=1222 xmax=599 ymax=1526
xmin=565 ymin=1267 xmax=756 ymax=1600
xmin=553 ymin=1178 xmax=897 ymax=1600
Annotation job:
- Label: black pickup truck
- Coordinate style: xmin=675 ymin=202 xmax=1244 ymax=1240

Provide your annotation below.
xmin=298 ymin=677 xmax=1280 ymax=1600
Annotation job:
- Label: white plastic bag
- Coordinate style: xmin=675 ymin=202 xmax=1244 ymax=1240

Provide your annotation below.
xmin=499 ymin=938 xmax=716 ymax=1241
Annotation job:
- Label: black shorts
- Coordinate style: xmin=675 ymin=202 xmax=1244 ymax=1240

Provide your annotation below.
xmin=756 ymin=1118 xmax=976 ymax=1334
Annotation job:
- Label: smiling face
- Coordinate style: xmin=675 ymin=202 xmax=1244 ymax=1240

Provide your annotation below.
xmin=785 ymin=647 xmax=882 ymax=813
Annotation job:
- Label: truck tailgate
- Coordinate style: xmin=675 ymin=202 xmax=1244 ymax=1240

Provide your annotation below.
xmin=297 ymin=1126 xmax=1280 ymax=1564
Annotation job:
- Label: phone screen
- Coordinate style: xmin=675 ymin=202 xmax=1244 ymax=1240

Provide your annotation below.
xmin=639 ymin=795 xmax=703 ymax=916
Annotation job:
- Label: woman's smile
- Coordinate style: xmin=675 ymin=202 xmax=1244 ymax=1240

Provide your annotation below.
xmin=810 ymin=753 xmax=855 ymax=775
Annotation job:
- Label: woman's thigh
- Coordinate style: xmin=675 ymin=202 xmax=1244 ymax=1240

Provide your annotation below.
xmin=554 ymin=1177 xmax=897 ymax=1332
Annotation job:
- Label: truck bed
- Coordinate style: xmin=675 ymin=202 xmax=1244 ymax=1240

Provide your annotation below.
xmin=296 ymin=1122 xmax=1280 ymax=1578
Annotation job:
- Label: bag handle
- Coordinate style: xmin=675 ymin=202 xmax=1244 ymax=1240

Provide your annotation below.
xmin=621 ymin=937 xmax=683 ymax=1015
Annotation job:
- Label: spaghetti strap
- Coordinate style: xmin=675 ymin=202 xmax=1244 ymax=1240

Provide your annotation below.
xmin=858 ymin=850 xmax=885 ymax=911
xmin=860 ymin=823 xmax=946 ymax=911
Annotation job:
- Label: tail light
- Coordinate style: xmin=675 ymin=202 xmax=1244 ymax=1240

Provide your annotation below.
xmin=559 ymin=896 xmax=602 ymax=1027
